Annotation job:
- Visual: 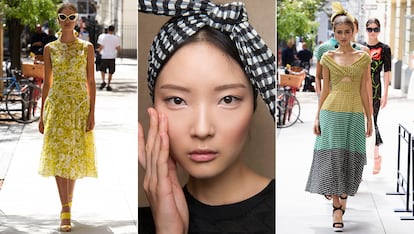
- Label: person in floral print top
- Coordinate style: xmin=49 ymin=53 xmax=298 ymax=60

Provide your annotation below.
xmin=364 ymin=18 xmax=392 ymax=175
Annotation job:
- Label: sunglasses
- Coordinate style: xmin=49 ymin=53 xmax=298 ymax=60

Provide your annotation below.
xmin=366 ymin=27 xmax=380 ymax=33
xmin=58 ymin=13 xmax=78 ymax=22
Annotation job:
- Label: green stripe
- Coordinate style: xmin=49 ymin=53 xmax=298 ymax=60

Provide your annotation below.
xmin=315 ymin=110 xmax=366 ymax=154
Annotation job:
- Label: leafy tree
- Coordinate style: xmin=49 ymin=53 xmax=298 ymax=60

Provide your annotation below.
xmin=1 ymin=0 xmax=62 ymax=68
xmin=277 ymin=0 xmax=326 ymax=48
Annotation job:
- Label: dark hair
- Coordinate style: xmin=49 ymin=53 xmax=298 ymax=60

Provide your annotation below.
xmin=108 ymin=25 xmax=115 ymax=32
xmin=155 ymin=26 xmax=258 ymax=110
xmin=333 ymin=15 xmax=354 ymax=32
xmin=366 ymin=18 xmax=381 ymax=28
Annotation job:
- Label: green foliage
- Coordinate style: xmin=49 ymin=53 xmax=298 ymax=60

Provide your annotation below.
xmin=1 ymin=0 xmax=62 ymax=31
xmin=277 ymin=0 xmax=326 ymax=46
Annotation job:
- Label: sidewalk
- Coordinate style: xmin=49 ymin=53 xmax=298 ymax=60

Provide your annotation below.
xmin=276 ymin=81 xmax=414 ymax=233
xmin=0 ymin=58 xmax=138 ymax=234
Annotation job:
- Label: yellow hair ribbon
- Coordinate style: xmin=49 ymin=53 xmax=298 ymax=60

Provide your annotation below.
xmin=331 ymin=1 xmax=354 ymax=23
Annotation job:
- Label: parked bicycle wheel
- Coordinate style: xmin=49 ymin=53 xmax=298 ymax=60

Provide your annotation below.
xmin=5 ymin=83 xmax=29 ymax=123
xmin=277 ymin=93 xmax=300 ymax=128
xmin=5 ymin=82 xmax=41 ymax=123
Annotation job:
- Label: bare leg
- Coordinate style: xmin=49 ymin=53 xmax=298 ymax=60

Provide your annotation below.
xmin=55 ymin=176 xmax=75 ymax=231
xmin=373 ymin=146 xmax=382 ymax=174
xmin=332 ymin=195 xmax=344 ymax=231
xmin=107 ymin=73 xmax=113 ymax=86
xmin=68 ymin=180 xmax=76 ymax=207
xmin=100 ymin=71 xmax=106 ymax=83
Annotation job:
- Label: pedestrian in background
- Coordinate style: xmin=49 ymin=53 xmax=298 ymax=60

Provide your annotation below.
xmin=364 ymin=18 xmax=392 ymax=175
xmin=95 ymin=28 xmax=107 ymax=72
xmin=305 ymin=8 xmax=372 ymax=232
xmin=138 ymin=0 xmax=275 ymax=233
xmin=97 ymin=25 xmax=121 ymax=91
xmin=29 ymin=24 xmax=48 ymax=55
xmin=297 ymin=42 xmax=313 ymax=69
xmin=44 ymin=29 xmax=58 ymax=45
xmin=281 ymin=38 xmax=297 ymax=67
xmin=38 ymin=2 xmax=97 ymax=232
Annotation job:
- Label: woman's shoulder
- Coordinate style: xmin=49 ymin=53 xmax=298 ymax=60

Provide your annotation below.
xmin=76 ymin=38 xmax=94 ymax=49
xmin=45 ymin=40 xmax=58 ymax=49
xmin=320 ymin=50 xmax=335 ymax=64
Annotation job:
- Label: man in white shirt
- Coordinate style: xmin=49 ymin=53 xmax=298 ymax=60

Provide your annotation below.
xmin=97 ymin=25 xmax=121 ymax=91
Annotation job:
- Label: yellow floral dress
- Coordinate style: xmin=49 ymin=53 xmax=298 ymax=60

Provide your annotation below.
xmin=38 ymin=38 xmax=97 ymax=179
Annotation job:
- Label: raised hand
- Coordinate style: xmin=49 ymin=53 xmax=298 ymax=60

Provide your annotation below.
xmin=138 ymin=107 xmax=189 ymax=234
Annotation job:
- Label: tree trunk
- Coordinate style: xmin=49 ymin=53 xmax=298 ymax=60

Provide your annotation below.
xmin=6 ymin=18 xmax=24 ymax=70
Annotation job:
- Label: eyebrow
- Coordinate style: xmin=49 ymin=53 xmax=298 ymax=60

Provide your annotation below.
xmin=159 ymin=84 xmax=190 ymax=92
xmin=214 ymin=83 xmax=247 ymax=91
xmin=159 ymin=83 xmax=247 ymax=92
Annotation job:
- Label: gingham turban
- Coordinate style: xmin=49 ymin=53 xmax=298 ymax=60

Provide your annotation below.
xmin=138 ymin=0 xmax=276 ymax=120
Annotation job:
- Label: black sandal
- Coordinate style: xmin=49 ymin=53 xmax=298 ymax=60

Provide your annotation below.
xmin=332 ymin=205 xmax=345 ymax=232
xmin=324 ymin=194 xmax=332 ymax=200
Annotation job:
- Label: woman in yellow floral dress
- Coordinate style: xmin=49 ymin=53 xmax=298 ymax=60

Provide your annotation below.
xmin=38 ymin=2 xmax=97 ymax=232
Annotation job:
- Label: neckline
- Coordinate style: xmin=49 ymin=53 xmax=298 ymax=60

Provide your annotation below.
xmin=325 ymin=52 xmax=366 ymax=68
xmin=58 ymin=38 xmax=78 ymax=44
xmin=367 ymin=41 xmax=381 ymax=47
xmin=184 ymin=179 xmax=274 ymax=207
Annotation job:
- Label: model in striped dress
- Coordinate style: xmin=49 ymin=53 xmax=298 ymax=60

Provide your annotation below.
xmin=305 ymin=13 xmax=372 ymax=232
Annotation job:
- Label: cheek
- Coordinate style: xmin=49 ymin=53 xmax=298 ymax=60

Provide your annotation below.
xmin=220 ymin=111 xmax=252 ymax=143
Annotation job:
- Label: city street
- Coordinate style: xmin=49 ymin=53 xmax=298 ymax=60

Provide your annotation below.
xmin=277 ymin=66 xmax=414 ymax=233
xmin=0 ymin=58 xmax=138 ymax=234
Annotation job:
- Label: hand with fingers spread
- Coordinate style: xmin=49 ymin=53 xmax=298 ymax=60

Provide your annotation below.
xmin=138 ymin=107 xmax=189 ymax=234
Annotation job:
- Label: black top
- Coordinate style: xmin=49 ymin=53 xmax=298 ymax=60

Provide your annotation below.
xmin=297 ymin=49 xmax=313 ymax=63
xmin=364 ymin=41 xmax=392 ymax=100
xmin=281 ymin=46 xmax=296 ymax=67
xmin=139 ymin=179 xmax=275 ymax=234
xmin=30 ymin=32 xmax=48 ymax=55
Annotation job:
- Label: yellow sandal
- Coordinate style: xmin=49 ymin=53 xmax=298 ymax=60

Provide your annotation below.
xmin=60 ymin=203 xmax=71 ymax=232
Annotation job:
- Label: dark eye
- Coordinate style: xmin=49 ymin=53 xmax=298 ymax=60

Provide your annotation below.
xmin=223 ymin=96 xmax=234 ymax=104
xmin=219 ymin=95 xmax=241 ymax=106
xmin=172 ymin=97 xmax=183 ymax=105
xmin=165 ymin=97 xmax=186 ymax=106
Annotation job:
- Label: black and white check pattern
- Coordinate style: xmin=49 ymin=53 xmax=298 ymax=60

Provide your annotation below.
xmin=138 ymin=0 xmax=276 ymax=120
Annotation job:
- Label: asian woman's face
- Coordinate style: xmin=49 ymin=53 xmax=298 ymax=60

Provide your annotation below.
xmin=154 ymin=42 xmax=254 ymax=179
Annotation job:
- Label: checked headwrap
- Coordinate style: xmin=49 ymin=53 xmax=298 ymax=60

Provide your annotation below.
xmin=138 ymin=0 xmax=276 ymax=120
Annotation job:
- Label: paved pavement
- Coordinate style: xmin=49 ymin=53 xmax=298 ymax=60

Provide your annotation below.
xmin=277 ymin=65 xmax=414 ymax=233
xmin=0 ymin=58 xmax=138 ymax=234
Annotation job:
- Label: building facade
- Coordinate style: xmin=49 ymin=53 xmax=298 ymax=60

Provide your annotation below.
xmin=67 ymin=0 xmax=137 ymax=58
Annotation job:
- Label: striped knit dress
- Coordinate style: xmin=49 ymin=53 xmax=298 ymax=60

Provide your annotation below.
xmin=305 ymin=52 xmax=371 ymax=196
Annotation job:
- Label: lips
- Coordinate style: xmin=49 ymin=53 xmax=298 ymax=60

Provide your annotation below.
xmin=189 ymin=149 xmax=218 ymax=162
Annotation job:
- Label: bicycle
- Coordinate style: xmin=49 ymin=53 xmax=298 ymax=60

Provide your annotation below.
xmin=0 ymin=65 xmax=42 ymax=124
xmin=277 ymin=67 xmax=304 ymax=128
xmin=277 ymin=86 xmax=301 ymax=128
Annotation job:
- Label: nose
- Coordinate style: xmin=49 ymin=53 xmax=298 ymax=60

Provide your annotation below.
xmin=189 ymin=105 xmax=215 ymax=139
